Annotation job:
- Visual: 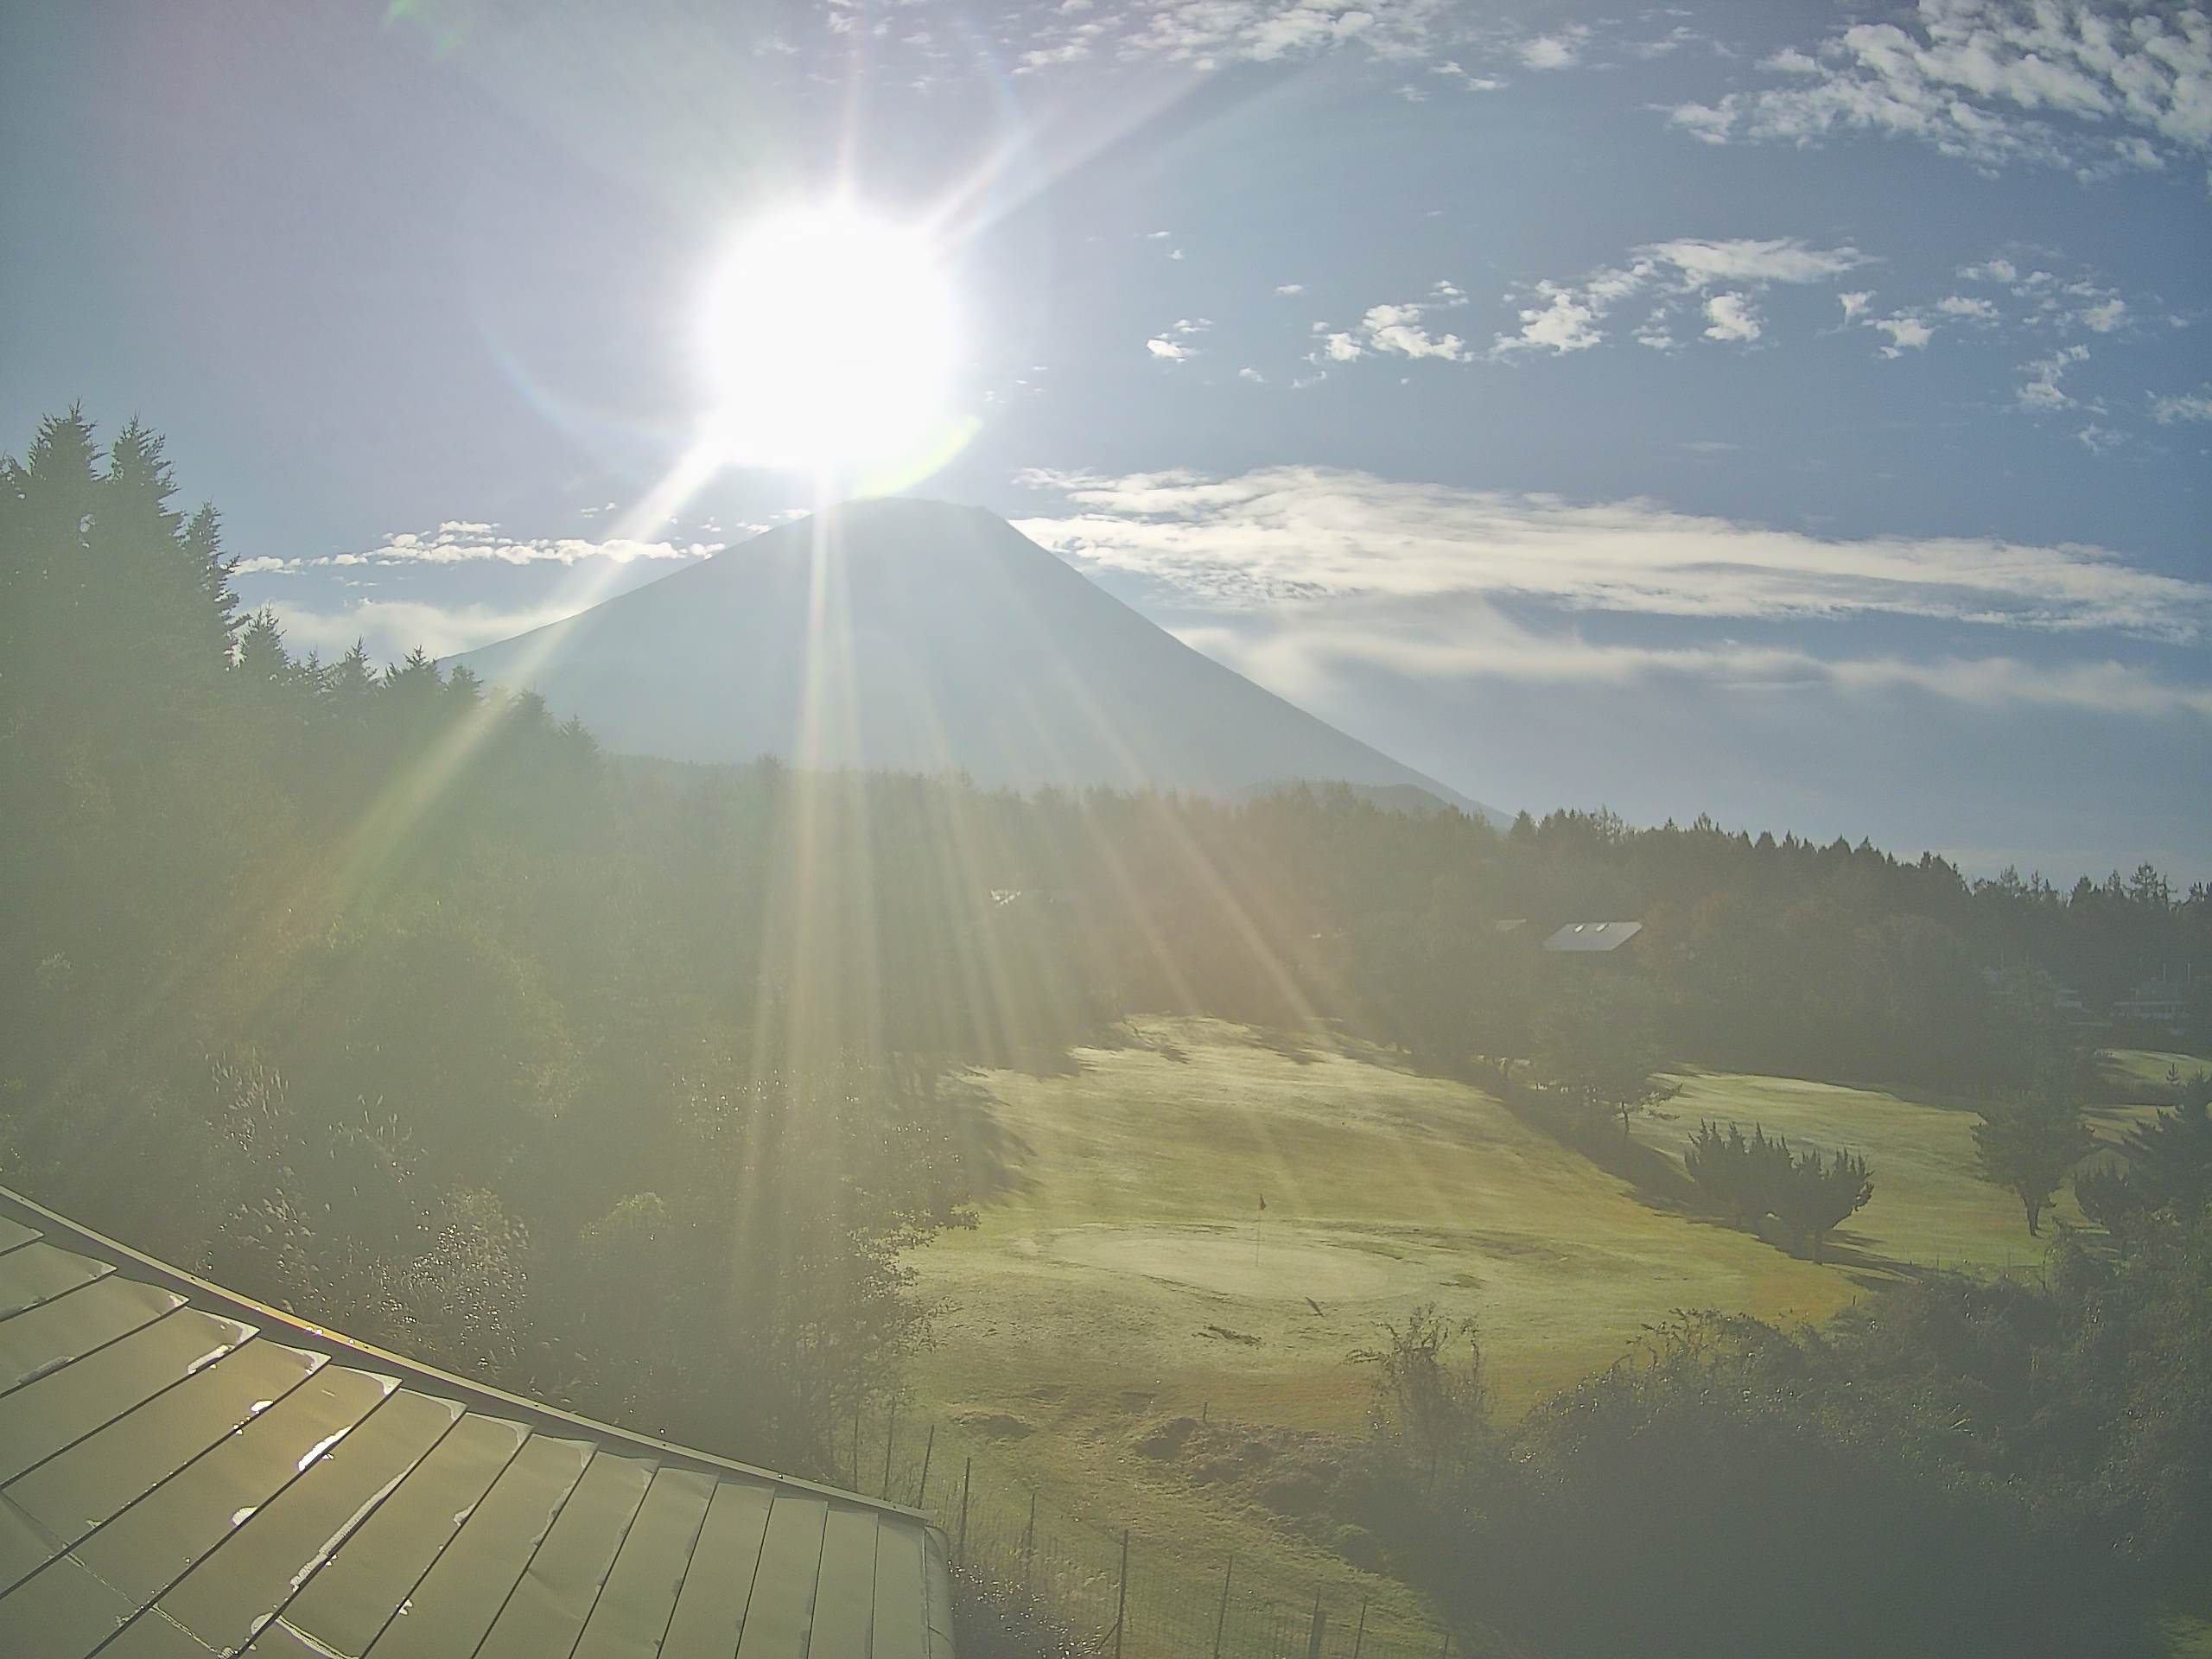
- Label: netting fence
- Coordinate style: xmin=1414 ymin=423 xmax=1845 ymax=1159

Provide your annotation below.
xmin=841 ymin=1398 xmax=1457 ymax=1659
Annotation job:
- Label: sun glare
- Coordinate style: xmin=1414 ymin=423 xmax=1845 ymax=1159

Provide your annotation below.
xmin=697 ymin=205 xmax=961 ymax=482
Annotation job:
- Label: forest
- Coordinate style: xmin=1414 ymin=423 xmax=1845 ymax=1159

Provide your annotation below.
xmin=4 ymin=411 xmax=2209 ymax=1654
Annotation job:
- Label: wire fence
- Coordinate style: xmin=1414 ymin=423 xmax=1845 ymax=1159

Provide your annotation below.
xmin=842 ymin=1398 xmax=1457 ymax=1659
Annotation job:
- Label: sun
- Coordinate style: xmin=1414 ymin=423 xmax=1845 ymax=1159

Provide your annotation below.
xmin=696 ymin=204 xmax=962 ymax=481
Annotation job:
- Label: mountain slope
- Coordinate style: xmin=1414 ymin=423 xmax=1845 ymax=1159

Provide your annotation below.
xmin=454 ymin=499 xmax=1498 ymax=817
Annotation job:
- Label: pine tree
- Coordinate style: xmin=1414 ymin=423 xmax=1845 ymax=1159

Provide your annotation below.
xmin=2119 ymin=1086 xmax=2212 ymax=1211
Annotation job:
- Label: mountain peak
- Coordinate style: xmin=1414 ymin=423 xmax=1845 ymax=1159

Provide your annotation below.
xmin=456 ymin=504 xmax=1497 ymax=819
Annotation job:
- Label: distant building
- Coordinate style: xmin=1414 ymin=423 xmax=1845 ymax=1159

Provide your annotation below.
xmin=1541 ymin=921 xmax=1643 ymax=955
xmin=2115 ymin=973 xmax=2191 ymax=1036
xmin=0 ymin=1185 xmax=954 ymax=1658
xmin=1978 ymin=965 xmax=2105 ymax=1033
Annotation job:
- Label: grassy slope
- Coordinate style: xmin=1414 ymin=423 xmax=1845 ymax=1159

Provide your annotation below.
xmin=911 ymin=1019 xmax=1853 ymax=1654
xmin=909 ymin=1026 xmax=2194 ymax=1654
xmin=1648 ymin=1071 xmax=2159 ymax=1274
xmin=2098 ymin=1047 xmax=2212 ymax=1100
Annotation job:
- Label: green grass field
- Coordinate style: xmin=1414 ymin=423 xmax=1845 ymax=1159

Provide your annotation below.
xmin=2095 ymin=1047 xmax=2212 ymax=1103
xmin=1646 ymin=1071 xmax=2160 ymax=1274
xmin=906 ymin=1020 xmax=2196 ymax=1656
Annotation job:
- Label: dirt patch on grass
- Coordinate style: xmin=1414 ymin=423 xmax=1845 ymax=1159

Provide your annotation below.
xmin=950 ymin=1407 xmax=1037 ymax=1440
xmin=1055 ymin=1224 xmax=1410 ymax=1302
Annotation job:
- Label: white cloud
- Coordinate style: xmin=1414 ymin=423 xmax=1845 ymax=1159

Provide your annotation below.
xmin=1360 ymin=301 xmax=1468 ymax=360
xmin=252 ymin=524 xmax=719 ymax=572
xmin=1634 ymin=309 xmax=1680 ymax=352
xmin=1146 ymin=337 xmax=1192 ymax=360
xmin=1497 ymin=283 xmax=1607 ymax=354
xmin=2152 ymin=385 xmax=2212 ymax=423
xmin=1274 ymin=283 xmax=1306 ymax=296
xmin=1496 ymin=238 xmax=1869 ymax=356
xmin=1643 ymin=238 xmax=1872 ymax=286
xmin=1013 ymin=0 xmax=1458 ymax=70
xmin=2018 ymin=343 xmax=2090 ymax=410
xmin=1937 ymin=293 xmax=2000 ymax=320
xmin=1316 ymin=280 xmax=1470 ymax=364
xmin=1238 ymin=366 xmax=1268 ymax=382
xmin=2080 ymin=295 xmax=2129 ymax=332
xmin=1702 ymin=293 xmax=1762 ymax=342
xmin=1517 ymin=26 xmax=1590 ymax=69
xmin=1013 ymin=463 xmax=2212 ymax=645
xmin=1869 ymin=315 xmax=1936 ymax=357
xmin=1667 ymin=0 xmax=2212 ymax=179
xmin=1839 ymin=290 xmax=1875 ymax=321
xmin=2077 ymin=422 xmax=2127 ymax=454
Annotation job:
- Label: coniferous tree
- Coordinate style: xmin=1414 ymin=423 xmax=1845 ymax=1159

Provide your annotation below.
xmin=1770 ymin=1142 xmax=1873 ymax=1262
xmin=2074 ymin=1158 xmax=2146 ymax=1257
xmin=2119 ymin=1084 xmax=2212 ymax=1211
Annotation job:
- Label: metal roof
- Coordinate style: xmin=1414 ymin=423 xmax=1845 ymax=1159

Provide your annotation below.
xmin=1540 ymin=921 xmax=1644 ymax=953
xmin=0 ymin=1186 xmax=952 ymax=1659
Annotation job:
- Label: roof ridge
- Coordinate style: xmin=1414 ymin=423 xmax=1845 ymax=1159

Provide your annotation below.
xmin=0 ymin=1184 xmax=926 ymax=1523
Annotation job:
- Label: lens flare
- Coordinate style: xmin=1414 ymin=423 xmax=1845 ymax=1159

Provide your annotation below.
xmin=697 ymin=204 xmax=962 ymax=481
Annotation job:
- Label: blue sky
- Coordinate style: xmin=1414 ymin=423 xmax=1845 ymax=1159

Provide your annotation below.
xmin=3 ymin=1 xmax=2208 ymax=877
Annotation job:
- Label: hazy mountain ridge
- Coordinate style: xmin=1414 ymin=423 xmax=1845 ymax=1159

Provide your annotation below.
xmin=454 ymin=499 xmax=1502 ymax=818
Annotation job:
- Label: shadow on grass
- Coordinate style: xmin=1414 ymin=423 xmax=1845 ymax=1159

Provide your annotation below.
xmin=944 ymin=1077 xmax=1042 ymax=1199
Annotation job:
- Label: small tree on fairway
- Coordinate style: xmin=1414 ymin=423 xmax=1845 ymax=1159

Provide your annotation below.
xmin=1684 ymin=1121 xmax=1788 ymax=1226
xmin=1974 ymin=1078 xmax=2093 ymax=1236
xmin=1686 ymin=1121 xmax=1866 ymax=1259
xmin=1770 ymin=1143 xmax=1873 ymax=1263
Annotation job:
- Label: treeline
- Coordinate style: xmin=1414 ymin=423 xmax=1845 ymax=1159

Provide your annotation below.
xmin=0 ymin=413 xmax=1002 ymax=1471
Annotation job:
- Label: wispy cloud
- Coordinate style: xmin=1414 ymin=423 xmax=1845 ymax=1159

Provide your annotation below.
xmin=2152 ymin=385 xmax=2212 ymax=423
xmin=1013 ymin=466 xmax=2212 ymax=724
xmin=256 ymin=521 xmax=722 ymax=573
xmin=1176 ymin=613 xmax=2212 ymax=721
xmin=2018 ymin=343 xmax=2090 ymax=410
xmin=1013 ymin=463 xmax=2212 ymax=642
xmin=1008 ymin=0 xmax=1464 ymax=71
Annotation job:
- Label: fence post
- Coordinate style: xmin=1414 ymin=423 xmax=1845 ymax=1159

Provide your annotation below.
xmin=1112 ymin=1529 xmax=1129 ymax=1659
xmin=1211 ymin=1555 xmax=1234 ymax=1659
xmin=917 ymin=1423 xmax=936 ymax=1509
xmin=1305 ymin=1590 xmax=1327 ymax=1659
xmin=1021 ymin=1491 xmax=1036 ymax=1588
xmin=1351 ymin=1598 xmax=1367 ymax=1659
xmin=851 ymin=1395 xmax=862 ymax=1490
xmin=1438 ymin=1628 xmax=1451 ymax=1658
xmin=957 ymin=1457 xmax=971 ymax=1560
xmin=881 ymin=1399 xmax=898 ymax=1498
